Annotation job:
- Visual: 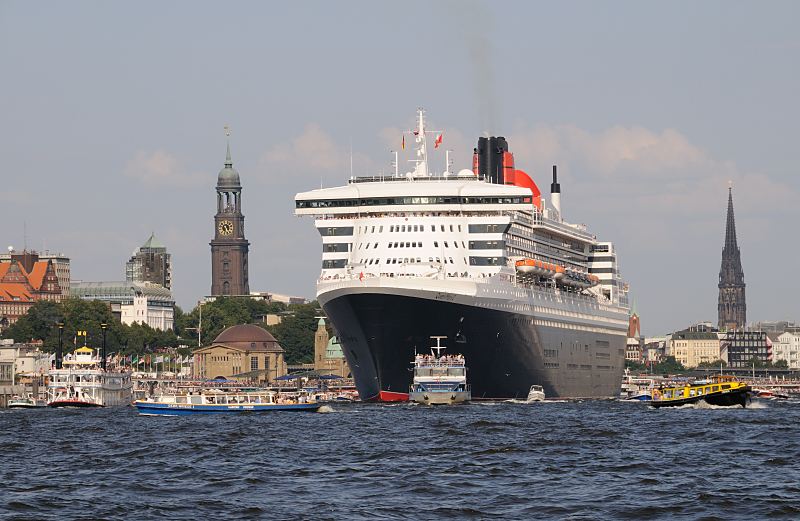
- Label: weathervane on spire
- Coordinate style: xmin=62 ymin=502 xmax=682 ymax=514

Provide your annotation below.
xmin=224 ymin=125 xmax=231 ymax=138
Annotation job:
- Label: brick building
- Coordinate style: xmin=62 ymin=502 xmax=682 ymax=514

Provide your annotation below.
xmin=0 ymin=252 xmax=63 ymax=330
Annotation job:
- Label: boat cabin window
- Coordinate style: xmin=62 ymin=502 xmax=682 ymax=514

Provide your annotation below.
xmin=713 ymin=385 xmax=720 ymax=391
xmin=722 ymin=384 xmax=731 ymax=390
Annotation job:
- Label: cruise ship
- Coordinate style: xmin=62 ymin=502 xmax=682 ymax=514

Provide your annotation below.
xmin=295 ymin=109 xmax=630 ymax=401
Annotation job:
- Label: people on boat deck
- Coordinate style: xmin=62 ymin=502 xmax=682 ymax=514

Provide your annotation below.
xmin=415 ymin=354 xmax=465 ymax=365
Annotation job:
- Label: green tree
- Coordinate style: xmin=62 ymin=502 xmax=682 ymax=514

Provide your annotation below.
xmin=624 ymin=359 xmax=645 ymax=371
xmin=177 ymin=297 xmax=287 ymax=346
xmin=773 ymin=359 xmax=789 ymax=369
xmin=697 ymin=359 xmax=727 ymax=369
xmin=265 ymin=302 xmax=321 ymax=364
xmin=652 ymin=356 xmax=686 ymax=374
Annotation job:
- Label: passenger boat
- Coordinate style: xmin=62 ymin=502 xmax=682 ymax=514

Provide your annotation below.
xmin=48 ymin=346 xmax=133 ymax=407
xmin=620 ymin=368 xmax=655 ymax=401
xmin=134 ymin=389 xmax=321 ymax=415
xmin=409 ymin=336 xmax=471 ymax=405
xmin=650 ymin=375 xmax=751 ymax=408
xmin=8 ymin=394 xmax=47 ymax=409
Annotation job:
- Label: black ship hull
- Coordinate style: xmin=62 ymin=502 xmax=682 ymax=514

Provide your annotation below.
xmin=321 ymin=291 xmax=626 ymax=400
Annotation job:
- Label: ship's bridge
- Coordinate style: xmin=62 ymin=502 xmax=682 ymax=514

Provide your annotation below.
xmin=294 ymin=176 xmax=535 ymax=217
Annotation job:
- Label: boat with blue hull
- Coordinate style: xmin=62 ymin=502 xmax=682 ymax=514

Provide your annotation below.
xmin=134 ymin=390 xmax=321 ymax=415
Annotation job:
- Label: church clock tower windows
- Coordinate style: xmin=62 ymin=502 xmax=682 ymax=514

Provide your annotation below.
xmin=210 ymin=132 xmax=250 ymax=296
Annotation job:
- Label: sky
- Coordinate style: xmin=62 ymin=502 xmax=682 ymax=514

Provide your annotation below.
xmin=1 ymin=1 xmax=798 ymax=335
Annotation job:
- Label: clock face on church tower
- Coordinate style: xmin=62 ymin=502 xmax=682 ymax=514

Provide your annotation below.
xmin=218 ymin=220 xmax=234 ymax=236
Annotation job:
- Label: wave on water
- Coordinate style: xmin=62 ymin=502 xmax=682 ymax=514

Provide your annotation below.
xmin=317 ymin=405 xmax=336 ymax=413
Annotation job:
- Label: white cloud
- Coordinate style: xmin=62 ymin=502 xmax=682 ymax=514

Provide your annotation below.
xmin=257 ymin=123 xmax=384 ymax=186
xmin=123 ymin=150 xmax=204 ymax=187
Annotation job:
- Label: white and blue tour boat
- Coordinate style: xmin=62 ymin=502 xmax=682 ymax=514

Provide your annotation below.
xmin=409 ymin=336 xmax=471 ymax=405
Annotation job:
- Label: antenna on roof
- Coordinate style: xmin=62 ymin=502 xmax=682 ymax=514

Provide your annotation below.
xmin=23 ymin=221 xmax=27 ymax=252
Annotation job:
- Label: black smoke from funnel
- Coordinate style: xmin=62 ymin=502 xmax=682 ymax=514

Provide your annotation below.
xmin=477 ymin=136 xmax=508 ymax=184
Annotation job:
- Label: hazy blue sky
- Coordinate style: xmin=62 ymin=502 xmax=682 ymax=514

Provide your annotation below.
xmin=1 ymin=1 xmax=798 ymax=334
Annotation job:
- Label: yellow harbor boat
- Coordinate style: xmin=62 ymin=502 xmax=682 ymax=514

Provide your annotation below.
xmin=650 ymin=375 xmax=751 ymax=409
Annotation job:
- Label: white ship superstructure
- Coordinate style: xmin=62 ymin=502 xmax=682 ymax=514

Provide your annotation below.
xmin=296 ymin=109 xmax=630 ymax=400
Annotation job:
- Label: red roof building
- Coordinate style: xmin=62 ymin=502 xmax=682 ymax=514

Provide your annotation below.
xmin=0 ymin=256 xmax=63 ymax=331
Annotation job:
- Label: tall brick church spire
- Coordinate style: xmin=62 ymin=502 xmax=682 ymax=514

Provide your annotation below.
xmin=718 ymin=185 xmax=746 ymax=330
xmin=210 ymin=128 xmax=250 ymax=296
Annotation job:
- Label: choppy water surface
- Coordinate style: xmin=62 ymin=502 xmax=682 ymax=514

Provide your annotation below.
xmin=3 ymin=399 xmax=800 ymax=520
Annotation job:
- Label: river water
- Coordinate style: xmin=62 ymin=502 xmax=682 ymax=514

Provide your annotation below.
xmin=3 ymin=399 xmax=799 ymax=520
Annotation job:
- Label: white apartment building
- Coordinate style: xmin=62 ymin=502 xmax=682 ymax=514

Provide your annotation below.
xmin=774 ymin=332 xmax=800 ymax=369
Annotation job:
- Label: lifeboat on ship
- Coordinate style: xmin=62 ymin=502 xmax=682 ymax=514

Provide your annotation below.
xmin=515 ymin=259 xmax=561 ymax=278
xmin=560 ymin=270 xmax=599 ymax=289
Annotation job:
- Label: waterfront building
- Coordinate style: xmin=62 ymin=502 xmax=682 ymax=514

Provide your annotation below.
xmin=718 ymin=187 xmax=746 ymax=330
xmin=210 ymin=138 xmax=250 ymax=296
xmin=722 ymin=330 xmax=769 ymax=368
xmin=249 ymin=292 xmax=308 ymax=305
xmin=71 ymin=281 xmax=174 ymax=331
xmin=313 ymin=318 xmax=351 ymax=378
xmin=0 ymin=253 xmax=63 ymax=330
xmin=774 ymin=331 xmax=800 ymax=369
xmin=192 ymin=324 xmax=286 ymax=383
xmin=126 ymin=233 xmax=172 ymax=289
xmin=642 ymin=340 xmax=665 ymax=364
xmin=1 ymin=249 xmax=71 ymax=299
xmin=668 ymin=330 xmax=721 ymax=368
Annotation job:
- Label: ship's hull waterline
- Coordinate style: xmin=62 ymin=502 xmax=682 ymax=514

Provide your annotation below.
xmin=320 ymin=289 xmax=626 ymax=401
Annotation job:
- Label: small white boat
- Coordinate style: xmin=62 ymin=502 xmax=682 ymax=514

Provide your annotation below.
xmin=8 ymin=394 xmax=47 ymax=409
xmin=526 ymin=385 xmax=546 ymax=402
xmin=620 ymin=368 xmax=655 ymax=401
xmin=409 ymin=336 xmax=471 ymax=405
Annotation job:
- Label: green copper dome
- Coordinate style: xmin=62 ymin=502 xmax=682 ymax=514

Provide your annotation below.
xmin=217 ymin=142 xmax=241 ymax=188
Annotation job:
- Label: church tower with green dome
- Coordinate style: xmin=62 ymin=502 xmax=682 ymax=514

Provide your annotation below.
xmin=210 ymin=134 xmax=250 ymax=296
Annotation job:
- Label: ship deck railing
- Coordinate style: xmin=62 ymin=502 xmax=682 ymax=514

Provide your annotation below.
xmin=318 ymin=271 xmax=616 ymax=308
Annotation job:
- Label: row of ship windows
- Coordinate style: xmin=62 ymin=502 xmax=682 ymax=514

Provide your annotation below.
xmin=329 ymin=240 xmax=505 ymax=252
xmin=588 ymin=267 xmax=617 ymax=274
xmin=298 ymin=196 xmax=531 ymax=209
xmin=325 ymin=241 xmax=506 ymax=253
xmin=388 ymin=224 xmax=463 ymax=233
xmin=543 ymin=363 xmax=615 ymax=370
xmin=544 ymin=350 xmax=610 ymax=359
xmin=358 ymin=257 xmax=461 ymax=266
xmin=318 ymin=224 xmax=508 ymax=237
xmin=322 ymin=256 xmax=507 ymax=269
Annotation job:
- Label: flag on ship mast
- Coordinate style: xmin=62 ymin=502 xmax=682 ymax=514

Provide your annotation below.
xmin=401 ymin=135 xmax=405 ymax=150
xmin=434 ymin=133 xmax=443 ymax=149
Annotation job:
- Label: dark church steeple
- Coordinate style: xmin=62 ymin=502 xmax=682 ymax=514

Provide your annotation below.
xmin=718 ymin=185 xmax=746 ymax=330
xmin=210 ymin=128 xmax=250 ymax=296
